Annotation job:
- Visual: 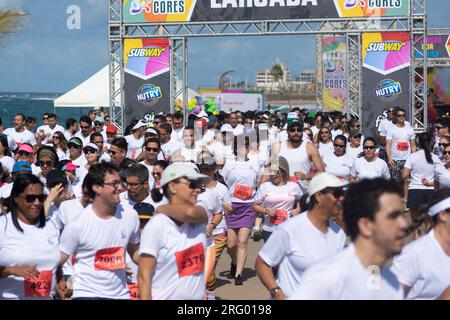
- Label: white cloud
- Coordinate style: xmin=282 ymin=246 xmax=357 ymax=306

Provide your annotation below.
xmin=0 ymin=0 xmax=26 ymax=10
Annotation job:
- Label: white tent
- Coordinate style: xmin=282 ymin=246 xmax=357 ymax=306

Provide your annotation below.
xmin=54 ymin=66 xmax=113 ymax=108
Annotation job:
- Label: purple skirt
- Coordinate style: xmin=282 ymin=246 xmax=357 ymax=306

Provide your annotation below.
xmin=225 ymin=202 xmax=256 ymax=229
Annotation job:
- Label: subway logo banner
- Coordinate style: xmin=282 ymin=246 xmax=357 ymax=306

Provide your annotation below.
xmin=123 ymin=0 xmax=409 ymax=23
xmin=124 ymin=38 xmax=171 ymax=127
xmin=361 ymin=32 xmax=411 ymax=138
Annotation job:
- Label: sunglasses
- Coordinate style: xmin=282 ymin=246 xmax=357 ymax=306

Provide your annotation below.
xmin=439 ymin=143 xmax=448 ymax=147
xmin=39 ymin=160 xmax=54 ymax=167
xmin=178 ymin=179 xmax=203 ymax=189
xmin=21 ymin=194 xmax=47 ymax=203
xmin=84 ymin=148 xmax=97 ymax=155
xmin=289 ymin=128 xmax=303 ymax=133
xmin=109 ymin=150 xmax=118 ymax=155
xmin=321 ymin=131 xmax=330 ymax=135
xmin=80 ymin=126 xmax=91 ymax=129
xmin=146 ymin=147 xmax=159 ymax=153
xmin=322 ymin=188 xmax=345 ymax=199
xmin=152 ymin=172 xmax=161 ymax=178
xmin=443 ymin=151 xmax=450 ymax=156
xmin=397 ymin=114 xmax=406 ymax=118
xmin=53 ymin=136 xmax=60 ymax=140
xmin=68 ymin=144 xmax=81 ymax=149
xmin=95 ymin=123 xmax=103 ymax=127
xmin=18 ymin=151 xmax=32 ymax=156
xmin=334 ymin=144 xmax=345 ymax=148
xmin=364 ymin=146 xmax=376 ymax=150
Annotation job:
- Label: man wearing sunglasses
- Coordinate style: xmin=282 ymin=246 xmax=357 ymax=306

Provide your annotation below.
xmin=67 ymin=137 xmax=87 ymax=167
xmin=58 ymin=162 xmax=141 ymax=300
xmin=386 ymin=108 xmax=416 ymax=188
xmin=290 ymin=178 xmax=408 ymax=300
xmin=256 ymin=172 xmax=347 ymax=299
xmin=74 ymin=116 xmax=93 ymax=147
xmin=274 ymin=118 xmax=324 ymax=193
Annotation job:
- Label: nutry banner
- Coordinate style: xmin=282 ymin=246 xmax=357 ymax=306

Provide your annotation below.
xmin=124 ymin=38 xmax=171 ymax=127
xmin=123 ymin=0 xmax=409 ymax=23
xmin=361 ymin=32 xmax=411 ymax=138
xmin=322 ymin=36 xmax=347 ymax=113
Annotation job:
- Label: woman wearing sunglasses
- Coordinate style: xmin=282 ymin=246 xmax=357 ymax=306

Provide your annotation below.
xmin=255 ymin=172 xmax=347 ymax=300
xmin=349 ymin=137 xmax=390 ymax=183
xmin=316 ymin=127 xmax=334 ymax=160
xmin=322 ymin=135 xmax=353 ymax=183
xmin=52 ymin=131 xmax=69 ymax=161
xmin=35 ymin=146 xmax=59 ymax=188
xmin=138 ymin=163 xmax=210 ymax=300
xmin=0 ymin=174 xmax=63 ymax=300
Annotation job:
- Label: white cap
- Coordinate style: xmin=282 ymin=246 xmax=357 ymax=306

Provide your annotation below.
xmin=220 ymin=124 xmax=233 ymax=133
xmin=132 ymin=119 xmax=147 ymax=130
xmin=83 ymin=143 xmax=99 ymax=152
xmin=145 ymin=127 xmax=158 ymax=135
xmin=287 ymin=112 xmax=299 ymax=120
xmin=159 ymin=163 xmax=211 ymax=188
xmin=308 ymin=172 xmax=347 ymax=196
xmin=258 ymin=123 xmax=268 ymax=131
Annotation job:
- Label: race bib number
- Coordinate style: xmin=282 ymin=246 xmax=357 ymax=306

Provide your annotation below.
xmin=127 ymin=282 xmax=139 ymax=300
xmin=175 ymin=243 xmax=205 ymax=278
xmin=24 ymin=270 xmax=52 ymax=297
xmin=396 ymin=141 xmax=409 ymax=152
xmin=94 ymin=247 xmax=125 ymax=271
xmin=233 ymin=184 xmax=253 ymax=200
xmin=270 ymin=210 xmax=288 ymax=225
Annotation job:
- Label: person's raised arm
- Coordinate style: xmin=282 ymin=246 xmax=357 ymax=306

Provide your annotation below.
xmin=156 ymin=204 xmax=207 ymax=224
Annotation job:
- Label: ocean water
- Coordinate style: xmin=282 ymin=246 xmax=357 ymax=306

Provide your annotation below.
xmin=0 ymin=92 xmax=90 ymax=129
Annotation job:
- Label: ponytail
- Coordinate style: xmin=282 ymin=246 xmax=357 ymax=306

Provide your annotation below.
xmin=151 ymin=187 xmax=164 ymax=203
xmin=418 ymin=132 xmax=433 ymax=164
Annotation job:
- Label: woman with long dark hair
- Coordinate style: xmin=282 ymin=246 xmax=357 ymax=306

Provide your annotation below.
xmin=0 ymin=135 xmax=14 ymax=179
xmin=35 ymin=146 xmax=59 ymax=187
xmin=0 ymin=174 xmax=62 ymax=300
xmin=316 ymin=127 xmax=334 ymax=160
xmin=52 ymin=131 xmax=69 ymax=161
xmin=349 ymin=137 xmax=390 ymax=182
xmin=402 ymin=132 xmax=440 ymax=218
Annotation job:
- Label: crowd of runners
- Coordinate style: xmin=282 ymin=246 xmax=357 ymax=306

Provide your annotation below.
xmin=0 ymin=106 xmax=449 ymax=300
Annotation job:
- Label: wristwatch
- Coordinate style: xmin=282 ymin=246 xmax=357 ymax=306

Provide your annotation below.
xmin=269 ymin=286 xmax=281 ymax=298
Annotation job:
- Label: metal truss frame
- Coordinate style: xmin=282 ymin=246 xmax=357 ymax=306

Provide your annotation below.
xmin=110 ymin=0 xmax=428 ymax=132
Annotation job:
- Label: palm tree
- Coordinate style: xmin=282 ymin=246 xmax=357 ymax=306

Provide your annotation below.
xmin=0 ymin=10 xmax=27 ymax=40
xmin=270 ymin=62 xmax=292 ymax=108
xmin=218 ymin=70 xmax=235 ymax=90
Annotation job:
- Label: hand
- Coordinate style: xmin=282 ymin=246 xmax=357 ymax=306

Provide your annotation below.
xmin=421 ymin=178 xmax=433 ymax=187
xmin=288 ymin=209 xmax=300 ymax=217
xmin=12 ymin=264 xmax=40 ymax=280
xmin=223 ymin=204 xmax=233 ymax=215
xmin=388 ymin=159 xmax=395 ymax=168
xmin=205 ymin=224 xmax=214 ymax=238
xmin=274 ymin=289 xmax=287 ymax=300
xmin=265 ymin=208 xmax=276 ymax=217
xmin=47 ymin=183 xmax=65 ymax=203
xmin=56 ymin=278 xmax=73 ymax=300
xmin=294 ymin=171 xmax=304 ymax=181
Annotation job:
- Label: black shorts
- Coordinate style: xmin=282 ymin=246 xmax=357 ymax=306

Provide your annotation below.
xmin=407 ymin=189 xmax=435 ymax=211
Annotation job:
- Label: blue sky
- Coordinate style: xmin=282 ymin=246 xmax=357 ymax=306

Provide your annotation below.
xmin=0 ymin=0 xmax=448 ymax=93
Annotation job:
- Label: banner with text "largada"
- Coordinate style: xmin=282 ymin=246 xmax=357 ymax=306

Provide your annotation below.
xmin=123 ymin=0 xmax=409 ymax=23
xmin=124 ymin=38 xmax=171 ymax=128
xmin=361 ymin=32 xmax=410 ymax=138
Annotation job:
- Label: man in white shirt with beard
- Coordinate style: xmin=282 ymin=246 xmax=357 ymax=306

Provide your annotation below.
xmin=35 ymin=113 xmax=65 ymax=146
xmin=58 ymin=162 xmax=140 ymax=300
xmin=290 ymin=178 xmax=409 ymax=300
xmin=4 ymin=113 xmax=36 ymax=148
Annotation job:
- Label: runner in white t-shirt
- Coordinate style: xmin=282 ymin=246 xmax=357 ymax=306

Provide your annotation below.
xmin=323 ymin=135 xmax=353 ymax=183
xmin=35 ymin=114 xmax=65 ymax=146
xmin=349 ymin=137 xmax=390 ymax=182
xmin=0 ymin=174 xmax=62 ymax=300
xmin=125 ymin=122 xmax=146 ymax=160
xmin=391 ymin=190 xmax=450 ymax=300
xmin=59 ymin=163 xmax=140 ymax=300
xmin=4 ymin=114 xmax=36 ymax=148
xmin=290 ymin=178 xmax=408 ymax=300
xmin=256 ymin=172 xmax=346 ymax=299
xmin=172 ymin=126 xmax=201 ymax=163
xmin=316 ymin=127 xmax=334 ymax=161
xmin=138 ymin=163 xmax=210 ymax=300
xmin=346 ymin=131 xmax=364 ymax=161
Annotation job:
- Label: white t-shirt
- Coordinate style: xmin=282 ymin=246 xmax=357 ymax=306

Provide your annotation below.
xmin=55 ymin=148 xmax=69 ymax=161
xmin=346 ymin=145 xmax=363 ymax=161
xmin=386 ymin=125 xmax=416 ymax=161
xmin=194 ymin=129 xmax=215 ymax=148
xmin=139 ymin=161 xmax=156 ymax=188
xmin=210 ymin=182 xmax=231 ymax=236
xmin=311 ymin=125 xmax=320 ymax=137
xmin=0 ymin=156 xmax=15 ymax=176
xmin=350 ymin=157 xmax=391 ymax=180
xmin=71 ymin=154 xmax=87 ymax=167
xmin=197 ymin=188 xmax=222 ymax=247
xmin=379 ymin=119 xmax=412 ymax=137
xmin=290 ymin=244 xmax=404 ymax=300
xmin=404 ymin=150 xmax=441 ymax=190
xmin=3 ymin=128 xmax=36 ymax=146
xmin=139 ymin=213 xmax=207 ymax=300
xmin=435 ymin=163 xmax=450 ymax=189
xmin=161 ymin=139 xmax=184 ymax=161
xmin=74 ymin=132 xmax=91 ymax=148
xmin=323 ymin=153 xmax=353 ymax=182
xmin=258 ymin=212 xmax=346 ymax=298
xmin=207 ymin=141 xmax=235 ymax=164
xmin=0 ymin=214 xmax=60 ymax=300
xmin=125 ymin=134 xmax=144 ymax=160
xmin=59 ymin=204 xmax=140 ymax=299
xmin=220 ymin=159 xmax=260 ymax=203
xmin=36 ymin=124 xmax=65 ymax=145
xmin=391 ymin=229 xmax=450 ymax=300
xmin=173 ymin=146 xmax=201 ymax=163
xmin=318 ymin=142 xmax=334 ymax=160
xmin=63 ymin=130 xmax=75 ymax=141
xmin=254 ymin=182 xmax=303 ymax=233
xmin=0 ymin=183 xmax=13 ymax=200
xmin=172 ymin=128 xmax=184 ymax=143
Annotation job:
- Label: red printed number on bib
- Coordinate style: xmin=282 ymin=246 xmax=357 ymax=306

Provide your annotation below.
xmin=94 ymin=247 xmax=125 ymax=271
xmin=233 ymin=184 xmax=253 ymax=200
xmin=270 ymin=210 xmax=288 ymax=225
xmin=396 ymin=142 xmax=409 ymax=152
xmin=24 ymin=270 xmax=52 ymax=297
xmin=127 ymin=282 xmax=139 ymax=300
xmin=175 ymin=243 xmax=205 ymax=278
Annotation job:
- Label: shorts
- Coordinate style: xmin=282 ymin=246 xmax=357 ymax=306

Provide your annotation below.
xmin=407 ymin=189 xmax=435 ymax=211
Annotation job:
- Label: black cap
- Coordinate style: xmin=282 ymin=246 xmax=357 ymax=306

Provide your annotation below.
xmin=134 ymin=202 xmax=155 ymax=220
